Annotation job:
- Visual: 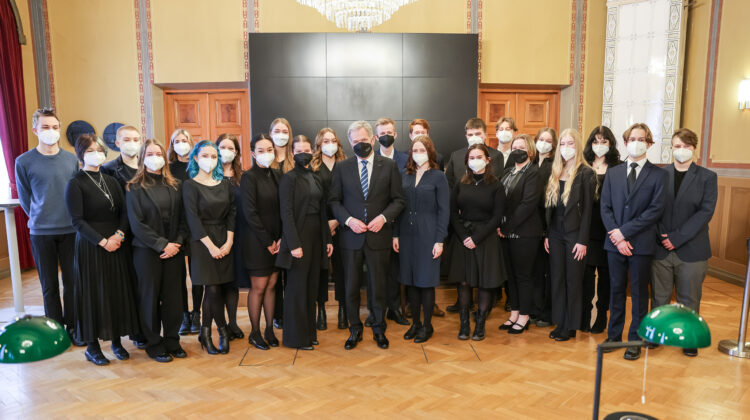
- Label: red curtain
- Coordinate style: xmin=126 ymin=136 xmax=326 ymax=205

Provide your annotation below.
xmin=1 ymin=1 xmax=35 ymax=269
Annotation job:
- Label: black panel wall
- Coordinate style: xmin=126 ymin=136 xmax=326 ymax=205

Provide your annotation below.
xmin=249 ymin=33 xmax=478 ymax=157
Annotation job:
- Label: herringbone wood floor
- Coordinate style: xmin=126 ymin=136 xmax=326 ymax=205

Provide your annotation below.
xmin=1 ymin=270 xmax=749 ymax=419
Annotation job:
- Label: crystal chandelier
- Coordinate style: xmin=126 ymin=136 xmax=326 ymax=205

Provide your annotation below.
xmin=296 ymin=0 xmax=418 ymax=32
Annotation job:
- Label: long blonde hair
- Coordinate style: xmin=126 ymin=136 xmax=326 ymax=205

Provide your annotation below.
xmin=270 ymin=117 xmax=294 ymax=173
xmin=127 ymin=139 xmax=179 ymax=191
xmin=545 ymin=128 xmax=590 ymax=207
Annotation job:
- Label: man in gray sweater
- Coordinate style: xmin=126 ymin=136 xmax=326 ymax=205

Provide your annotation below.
xmin=15 ymin=108 xmax=82 ymax=345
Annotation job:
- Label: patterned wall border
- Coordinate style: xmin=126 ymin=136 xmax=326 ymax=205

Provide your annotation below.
xmin=253 ymin=0 xmax=260 ymax=32
xmin=569 ymin=0 xmax=576 ymax=86
xmin=134 ymin=0 xmax=154 ymax=137
xmin=477 ymin=0 xmax=482 ymax=83
xmin=243 ymin=0 xmax=249 ymax=81
xmin=577 ymin=0 xmax=587 ymax=132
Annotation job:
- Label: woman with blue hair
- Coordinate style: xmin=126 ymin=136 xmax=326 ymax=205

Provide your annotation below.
xmin=182 ymin=140 xmax=236 ymax=355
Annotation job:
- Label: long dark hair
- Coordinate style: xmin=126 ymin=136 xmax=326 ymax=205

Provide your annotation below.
xmin=460 ymin=144 xmax=497 ymax=184
xmin=583 ymin=125 xmax=620 ymax=167
xmin=405 ymin=135 xmax=440 ymax=174
xmin=216 ymin=133 xmax=242 ymax=185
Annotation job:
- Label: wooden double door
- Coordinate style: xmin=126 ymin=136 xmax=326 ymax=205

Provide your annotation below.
xmin=164 ymin=90 xmax=251 ymax=169
xmin=478 ymin=87 xmax=560 ymax=149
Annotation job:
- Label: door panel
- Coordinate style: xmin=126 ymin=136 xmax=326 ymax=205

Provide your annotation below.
xmin=166 ymin=93 xmax=209 ymax=142
xmin=477 ymin=88 xmax=560 ymax=147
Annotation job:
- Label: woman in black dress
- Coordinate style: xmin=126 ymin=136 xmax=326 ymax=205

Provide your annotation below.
xmin=217 ymin=133 xmax=244 ymax=340
xmin=543 ymin=129 xmax=595 ymax=341
xmin=65 ymin=134 xmax=140 ymax=366
xmin=126 ymin=139 xmax=188 ymax=362
xmin=276 ymin=135 xmax=333 ymax=350
xmin=270 ymin=117 xmax=294 ymax=328
xmin=449 ymin=144 xmax=506 ymax=341
xmin=582 ymin=126 xmax=620 ymax=333
xmin=498 ymin=135 xmax=543 ymax=335
xmin=394 ymin=136 xmax=449 ymax=343
xmin=168 ymin=129 xmax=201 ymax=336
xmin=182 ymin=140 xmax=236 ymax=355
xmin=242 ymin=134 xmax=282 ymax=350
xmin=311 ymin=128 xmax=348 ymax=330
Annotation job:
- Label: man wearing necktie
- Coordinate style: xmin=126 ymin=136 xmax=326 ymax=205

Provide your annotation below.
xmin=600 ymin=123 xmax=666 ymax=361
xmin=329 ymin=120 xmax=405 ymax=350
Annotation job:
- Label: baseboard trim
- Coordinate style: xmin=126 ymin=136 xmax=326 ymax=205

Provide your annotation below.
xmin=707 ymin=266 xmax=746 ymax=287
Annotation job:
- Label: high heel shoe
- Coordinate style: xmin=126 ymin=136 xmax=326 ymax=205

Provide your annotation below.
xmin=217 ymin=326 xmax=230 ymax=354
xmin=508 ymin=318 xmax=530 ymax=335
xmin=248 ymin=330 xmax=269 ymax=350
xmin=198 ymin=326 xmax=219 ymax=355
xmin=228 ymin=323 xmax=244 ymax=340
xmin=498 ymin=318 xmax=516 ymax=331
xmin=264 ymin=326 xmax=279 ymax=347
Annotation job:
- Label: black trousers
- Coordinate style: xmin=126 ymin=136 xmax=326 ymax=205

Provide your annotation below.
xmin=283 ymin=215 xmax=321 ymax=348
xmin=133 ymin=246 xmax=183 ymax=356
xmin=318 ymin=234 xmax=346 ymax=305
xmin=506 ymin=237 xmax=539 ymax=315
xmin=607 ymin=252 xmax=651 ymax=341
xmin=342 ymin=245 xmax=389 ymax=334
xmin=274 ymin=271 xmax=286 ymax=320
xmin=29 ymin=233 xmax=76 ymax=327
xmin=367 ymin=250 xmax=401 ymax=313
xmin=532 ymin=244 xmax=551 ymax=321
xmin=548 ymin=234 xmax=586 ymax=331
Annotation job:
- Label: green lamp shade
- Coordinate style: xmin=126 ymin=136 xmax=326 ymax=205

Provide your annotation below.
xmin=0 ymin=315 xmax=71 ymax=363
xmin=638 ymin=304 xmax=711 ymax=349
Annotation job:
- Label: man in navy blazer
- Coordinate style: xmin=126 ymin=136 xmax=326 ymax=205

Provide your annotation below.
xmin=329 ymin=120 xmax=405 ymax=350
xmin=600 ymin=123 xmax=666 ymax=361
xmin=652 ymin=128 xmax=717 ymax=357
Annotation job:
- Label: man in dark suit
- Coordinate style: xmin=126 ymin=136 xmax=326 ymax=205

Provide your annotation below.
xmin=652 ymin=128 xmax=717 ymax=357
xmin=600 ymin=123 xmax=666 ymax=361
xmin=330 ymin=120 xmax=406 ymax=350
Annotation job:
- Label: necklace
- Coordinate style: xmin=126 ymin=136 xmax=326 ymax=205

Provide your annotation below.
xmin=83 ymin=170 xmax=115 ymax=210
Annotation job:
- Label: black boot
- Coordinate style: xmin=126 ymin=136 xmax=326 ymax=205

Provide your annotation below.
xmin=198 ymin=326 xmax=218 ymax=354
xmin=316 ymin=303 xmax=327 ymax=331
xmin=472 ymin=310 xmax=487 ymax=341
xmin=458 ymin=309 xmax=471 ymax=340
xmin=190 ymin=311 xmax=201 ymax=334
xmin=337 ymin=304 xmax=348 ymax=330
xmin=179 ymin=312 xmax=192 ymax=336
xmin=217 ymin=326 xmax=230 ymax=354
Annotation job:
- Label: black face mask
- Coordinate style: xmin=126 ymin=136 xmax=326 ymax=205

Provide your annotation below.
xmin=293 ymin=152 xmax=312 ymax=167
xmin=353 ymin=142 xmax=372 ymax=158
xmin=509 ymin=149 xmax=528 ymax=164
xmin=378 ymin=135 xmax=395 ymax=148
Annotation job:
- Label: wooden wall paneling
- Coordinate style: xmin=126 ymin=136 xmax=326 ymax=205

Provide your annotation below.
xmin=724 ymin=186 xmax=750 ymax=266
xmin=707 ymin=177 xmax=750 ymax=283
xmin=164 ymin=92 xmax=210 ymax=142
xmin=708 ymin=184 xmax=725 ymax=259
xmin=208 ymin=91 xmax=251 ymax=170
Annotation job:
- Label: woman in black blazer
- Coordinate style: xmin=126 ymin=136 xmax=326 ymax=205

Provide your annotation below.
xmin=126 ymin=139 xmax=188 ymax=362
xmin=276 ymin=135 xmax=333 ymax=350
xmin=242 ymin=134 xmax=282 ymax=350
xmin=543 ymin=129 xmax=595 ymax=341
xmin=498 ymin=134 xmax=543 ymax=334
xmin=532 ymin=127 xmax=557 ymax=326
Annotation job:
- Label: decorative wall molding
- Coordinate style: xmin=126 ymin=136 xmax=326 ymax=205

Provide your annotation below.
xmin=28 ymin=0 xmax=55 ymax=109
xmin=243 ymin=0 xmax=249 ymax=81
xmin=134 ymin=0 xmax=154 ymax=137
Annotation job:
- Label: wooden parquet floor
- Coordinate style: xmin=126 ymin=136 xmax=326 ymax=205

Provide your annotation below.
xmin=1 ymin=270 xmax=750 ymax=419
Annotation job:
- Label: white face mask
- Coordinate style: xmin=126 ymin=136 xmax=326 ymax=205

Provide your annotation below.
xmin=672 ymin=148 xmax=694 ymax=163
xmin=83 ymin=151 xmax=106 ymax=167
xmin=559 ymin=146 xmax=576 ymax=161
xmin=592 ymin=144 xmax=609 ymax=157
xmin=173 ymin=142 xmax=191 ymax=157
xmin=143 ymin=155 xmax=165 ymax=172
xmin=321 ymin=143 xmax=338 ymax=157
xmin=272 ymin=133 xmax=289 ymax=147
xmin=468 ymin=159 xmax=487 ymax=173
xmin=37 ymin=129 xmax=60 ymax=146
xmin=467 ymin=135 xmax=484 ymax=147
xmin=120 ymin=141 xmax=141 ymax=157
xmin=626 ymin=140 xmax=648 ymax=158
xmin=412 ymin=153 xmax=429 ymax=167
xmin=198 ymin=157 xmax=218 ymax=174
xmin=497 ymin=130 xmax=513 ymax=144
xmin=535 ymin=140 xmax=552 ymax=154
xmin=219 ymin=149 xmax=236 ymax=164
xmin=255 ymin=152 xmax=275 ymax=168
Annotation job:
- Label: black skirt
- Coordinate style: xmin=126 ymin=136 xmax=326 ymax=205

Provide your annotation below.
xmin=189 ymin=222 xmax=234 ymax=286
xmin=72 ymin=234 xmax=141 ymax=342
xmin=448 ymin=220 xmax=507 ymax=289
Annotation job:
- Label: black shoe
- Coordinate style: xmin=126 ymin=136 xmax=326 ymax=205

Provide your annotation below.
xmin=624 ymin=346 xmax=641 ymax=360
xmin=133 ymin=339 xmax=147 ymax=350
xmin=217 ymin=326 xmax=230 ymax=354
xmin=337 ymin=305 xmax=348 ymax=330
xmin=168 ymin=346 xmax=187 ymax=358
xmin=316 ymin=304 xmax=327 ymax=330
xmin=646 ymin=342 xmax=659 ymax=349
xmin=433 ymin=304 xmax=445 ymax=317
xmin=179 ymin=312 xmax=192 ymax=335
xmin=345 ymin=330 xmax=363 ymax=350
xmin=535 ymin=319 xmax=553 ymax=328
xmin=472 ymin=311 xmax=487 ymax=341
xmin=683 ymin=348 xmax=698 ymax=357
xmin=508 ymin=319 xmax=530 ymax=335
xmin=228 ymin=323 xmax=244 ymax=340
xmin=198 ymin=326 xmax=219 ymax=355
xmin=373 ymin=333 xmax=389 ymax=349
xmin=150 ymin=353 xmax=174 ymax=363
xmin=458 ymin=309 xmax=471 ymax=340
xmin=387 ymin=309 xmax=410 ymax=326
xmin=498 ymin=318 xmax=516 ymax=331
xmin=111 ymin=343 xmax=130 ymax=360
xmin=190 ymin=311 xmax=201 ymax=334
xmin=298 ymin=345 xmax=314 ymax=351
xmin=364 ymin=314 xmax=374 ymax=327
xmin=414 ymin=326 xmax=433 ymax=343
xmin=591 ymin=312 xmax=608 ymax=334
xmin=446 ymin=302 xmax=460 ymax=313
xmin=600 ymin=338 xmax=620 ymax=353
xmin=552 ymin=328 xmax=570 ymax=341
xmin=264 ymin=327 xmax=279 ymax=347
xmin=248 ymin=330 xmax=269 ymax=350
xmin=311 ymin=338 xmax=319 ymax=346
xmin=273 ymin=318 xmax=283 ymax=329
xmin=67 ymin=329 xmax=86 ymax=347
xmin=85 ymin=349 xmax=110 ymax=366
xmin=403 ymin=322 xmax=421 ymax=340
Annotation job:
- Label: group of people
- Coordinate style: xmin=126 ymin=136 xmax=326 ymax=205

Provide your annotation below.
xmin=15 ymin=107 xmax=717 ymax=366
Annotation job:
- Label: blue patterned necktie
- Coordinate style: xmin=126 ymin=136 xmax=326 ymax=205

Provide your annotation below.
xmin=360 ymin=159 xmax=369 ymax=220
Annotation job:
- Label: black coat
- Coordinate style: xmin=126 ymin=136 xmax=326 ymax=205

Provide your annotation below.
xmin=329 ymin=155 xmax=405 ymax=250
xmin=445 ymin=146 xmax=505 ymax=189
xmin=126 ymin=180 xmax=188 ymax=252
xmin=240 ymin=166 xmax=282 ymax=270
xmin=501 ymin=163 xmax=543 ymax=238
xmin=276 ymin=166 xmax=332 ymax=269
xmin=101 ymin=155 xmax=137 ymax=190
xmin=545 ymin=166 xmax=596 ymax=245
